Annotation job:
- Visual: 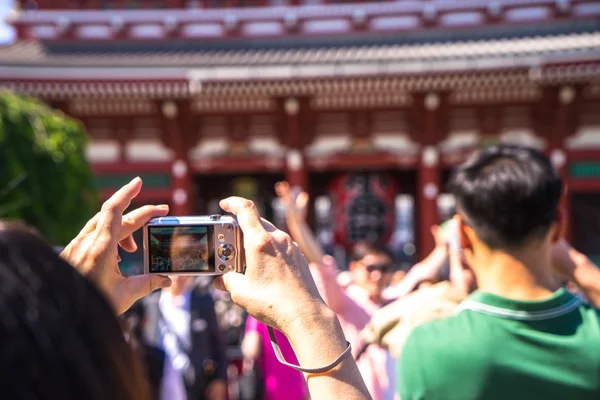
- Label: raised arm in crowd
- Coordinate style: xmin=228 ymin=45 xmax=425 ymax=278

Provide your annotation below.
xmin=275 ymin=180 xmax=453 ymax=306
xmin=274 ymin=181 xmax=345 ymax=311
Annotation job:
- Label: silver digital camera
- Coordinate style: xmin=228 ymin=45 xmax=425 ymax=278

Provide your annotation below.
xmin=143 ymin=214 xmax=245 ymax=275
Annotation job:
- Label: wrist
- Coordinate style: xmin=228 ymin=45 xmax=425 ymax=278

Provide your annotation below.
xmin=284 ymin=302 xmax=345 ymax=349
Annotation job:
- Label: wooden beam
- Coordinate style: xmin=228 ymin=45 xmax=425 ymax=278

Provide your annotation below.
xmin=308 ymin=152 xmax=418 ymax=171
xmin=100 ymin=188 xmax=170 ymax=202
xmin=92 ymin=162 xmax=172 ymax=174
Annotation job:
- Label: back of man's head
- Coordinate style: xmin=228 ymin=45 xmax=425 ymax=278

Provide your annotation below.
xmin=448 ymin=145 xmax=563 ymax=250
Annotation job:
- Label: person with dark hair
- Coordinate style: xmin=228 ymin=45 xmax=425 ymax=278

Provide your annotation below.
xmin=0 ymin=177 xmax=372 ymax=400
xmin=398 ymin=145 xmax=600 ymax=400
xmin=347 ymin=241 xmax=396 ymax=304
xmin=0 ymin=221 xmax=152 ymax=400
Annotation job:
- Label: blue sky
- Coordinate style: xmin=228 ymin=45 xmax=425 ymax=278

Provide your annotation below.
xmin=0 ymin=0 xmax=15 ymax=45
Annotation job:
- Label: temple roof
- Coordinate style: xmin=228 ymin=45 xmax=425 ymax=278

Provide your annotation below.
xmin=0 ymin=30 xmax=598 ymax=77
xmin=9 ymin=0 xmax=600 ymax=44
xmin=1 ymin=0 xmax=599 ymax=99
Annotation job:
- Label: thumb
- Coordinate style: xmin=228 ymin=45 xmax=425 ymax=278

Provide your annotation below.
xmin=213 ymin=272 xmax=247 ymax=300
xmin=122 ymin=274 xmax=172 ymax=301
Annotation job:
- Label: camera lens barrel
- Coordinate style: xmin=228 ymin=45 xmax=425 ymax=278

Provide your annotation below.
xmin=218 ymin=243 xmax=235 ymax=262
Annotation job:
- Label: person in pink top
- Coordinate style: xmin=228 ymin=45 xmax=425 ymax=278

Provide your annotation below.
xmin=312 ymin=248 xmax=398 ymax=400
xmin=242 ymin=315 xmax=309 ymax=400
xmin=275 ymin=182 xmax=397 ymax=400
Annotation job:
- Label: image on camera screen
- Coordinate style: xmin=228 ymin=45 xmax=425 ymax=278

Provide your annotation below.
xmin=149 ymin=226 xmax=214 ymax=272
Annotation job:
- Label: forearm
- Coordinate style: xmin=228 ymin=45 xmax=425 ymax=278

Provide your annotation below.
xmin=286 ymin=214 xmax=324 ymax=265
xmin=420 ymin=246 xmax=447 ymax=271
xmin=285 ymin=215 xmax=347 ymax=311
xmin=394 ymin=246 xmax=448 ymax=296
xmin=309 ymin=260 xmax=349 ymax=314
xmin=286 ymin=306 xmax=371 ymax=400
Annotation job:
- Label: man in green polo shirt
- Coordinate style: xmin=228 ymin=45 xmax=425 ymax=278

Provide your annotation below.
xmin=398 ymin=145 xmax=600 ymax=400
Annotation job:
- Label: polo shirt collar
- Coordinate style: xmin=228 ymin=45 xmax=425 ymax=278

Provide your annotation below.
xmin=457 ymin=288 xmax=584 ymax=321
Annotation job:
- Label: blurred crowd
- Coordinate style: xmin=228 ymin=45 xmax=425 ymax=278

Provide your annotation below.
xmin=119 ymin=146 xmax=600 ymax=400
xmin=121 ymin=178 xmax=459 ymax=400
xmin=2 ymin=144 xmax=598 ymax=400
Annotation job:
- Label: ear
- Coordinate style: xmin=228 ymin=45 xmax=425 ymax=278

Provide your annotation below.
xmin=453 ymin=214 xmax=471 ymax=251
xmin=551 ymin=208 xmax=565 ymax=243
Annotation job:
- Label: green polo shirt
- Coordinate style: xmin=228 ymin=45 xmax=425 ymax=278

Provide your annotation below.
xmin=398 ymin=288 xmax=600 ymax=400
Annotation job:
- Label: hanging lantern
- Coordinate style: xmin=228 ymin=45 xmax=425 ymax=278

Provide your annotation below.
xmin=329 ymin=172 xmax=398 ymax=249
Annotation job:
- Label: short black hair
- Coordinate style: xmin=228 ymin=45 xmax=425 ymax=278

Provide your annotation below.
xmin=350 ymin=241 xmax=395 ymax=263
xmin=448 ymin=144 xmax=562 ymax=249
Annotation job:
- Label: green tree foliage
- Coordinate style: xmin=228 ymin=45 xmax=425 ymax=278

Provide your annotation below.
xmin=0 ymin=90 xmax=98 ymax=245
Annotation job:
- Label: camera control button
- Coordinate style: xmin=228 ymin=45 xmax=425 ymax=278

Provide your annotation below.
xmin=209 ymin=214 xmax=221 ymax=221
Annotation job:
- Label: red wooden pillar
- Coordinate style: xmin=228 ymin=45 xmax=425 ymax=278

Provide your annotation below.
xmin=115 ymin=119 xmax=130 ymax=163
xmin=416 ymin=93 xmax=444 ymax=260
xmin=548 ymin=85 xmax=579 ymax=243
xmin=160 ymin=100 xmax=195 ymax=216
xmin=283 ymin=97 xmax=308 ymax=191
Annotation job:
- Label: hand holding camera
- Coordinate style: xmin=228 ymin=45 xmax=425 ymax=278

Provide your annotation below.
xmin=61 ymin=177 xmax=172 ymax=315
xmin=211 ymin=197 xmax=369 ymax=400
xmin=65 ymin=180 xmax=368 ymax=398
xmin=212 ymin=196 xmax=329 ymax=338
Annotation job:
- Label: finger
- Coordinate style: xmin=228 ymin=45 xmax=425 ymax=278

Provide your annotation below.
xmin=260 ymin=217 xmax=278 ymax=233
xmin=213 ymin=272 xmax=246 ymax=298
xmin=219 ymin=197 xmax=268 ymax=236
xmin=120 ymin=204 xmax=169 ymax=241
xmin=119 ymin=235 xmax=138 ymax=252
xmin=78 ymin=212 xmax=101 ymax=236
xmin=96 ymin=177 xmax=143 ymax=240
xmin=213 ymin=276 xmax=226 ymax=292
xmin=121 ymin=274 xmax=172 ymax=303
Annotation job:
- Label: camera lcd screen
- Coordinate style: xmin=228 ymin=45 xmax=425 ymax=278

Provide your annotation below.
xmin=148 ymin=225 xmax=215 ymax=273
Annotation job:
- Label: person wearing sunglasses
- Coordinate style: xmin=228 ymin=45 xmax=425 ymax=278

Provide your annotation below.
xmin=275 ymin=182 xmax=397 ymax=400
